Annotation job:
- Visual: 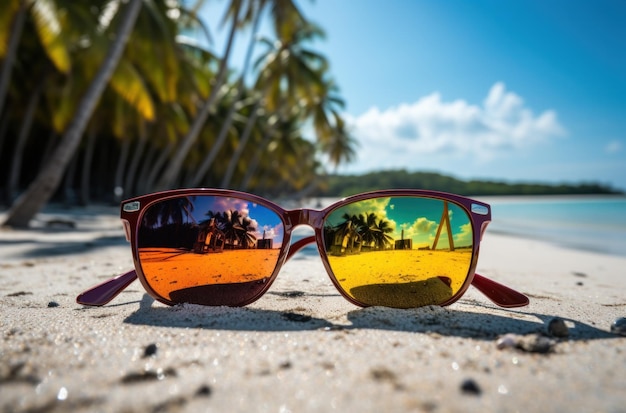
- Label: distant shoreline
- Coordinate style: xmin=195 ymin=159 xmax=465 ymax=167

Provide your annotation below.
xmin=317 ymin=169 xmax=624 ymax=198
xmin=475 ymin=193 xmax=626 ymax=202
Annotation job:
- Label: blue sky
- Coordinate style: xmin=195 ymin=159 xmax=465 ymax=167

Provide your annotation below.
xmin=199 ymin=0 xmax=626 ymax=190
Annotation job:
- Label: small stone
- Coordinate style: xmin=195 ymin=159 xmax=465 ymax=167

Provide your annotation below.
xmin=517 ymin=335 xmax=555 ymax=354
xmin=547 ymin=317 xmax=569 ymax=338
xmin=143 ymin=343 xmax=158 ymax=358
xmin=121 ymin=367 xmax=176 ymax=384
xmin=496 ymin=333 xmax=555 ymax=354
xmin=121 ymin=370 xmax=159 ymax=384
xmin=460 ymin=378 xmax=482 ymax=395
xmin=47 ymin=301 xmax=60 ymax=308
xmin=496 ymin=334 xmax=518 ymax=350
xmin=195 ymin=385 xmax=212 ymax=397
xmin=610 ymin=317 xmax=626 ymax=336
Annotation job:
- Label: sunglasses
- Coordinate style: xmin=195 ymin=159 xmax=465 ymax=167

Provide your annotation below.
xmin=77 ymin=189 xmax=529 ymax=309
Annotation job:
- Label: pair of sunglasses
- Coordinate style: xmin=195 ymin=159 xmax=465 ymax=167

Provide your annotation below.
xmin=77 ymin=189 xmax=529 ymax=309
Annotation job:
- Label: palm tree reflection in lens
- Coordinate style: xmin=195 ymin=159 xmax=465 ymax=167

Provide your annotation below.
xmin=137 ymin=196 xmax=284 ymax=306
xmin=323 ymin=197 xmax=474 ymax=308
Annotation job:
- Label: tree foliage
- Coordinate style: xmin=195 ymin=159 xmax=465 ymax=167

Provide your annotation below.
xmin=0 ymin=0 xmax=356 ymax=225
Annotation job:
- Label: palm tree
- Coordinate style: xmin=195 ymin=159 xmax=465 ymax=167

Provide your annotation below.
xmin=192 ymin=0 xmax=307 ymax=189
xmin=0 ymin=0 xmax=27 ymax=120
xmin=332 ymin=212 xmax=392 ymax=251
xmin=372 ymin=218 xmax=394 ymax=249
xmin=239 ymin=111 xmax=320 ymax=194
xmin=5 ymin=75 xmax=45 ymax=203
xmin=2 ymin=0 xmax=144 ymax=228
xmin=142 ymin=196 xmax=195 ymax=228
xmin=0 ymin=0 xmax=72 ymax=118
xmin=308 ymin=75 xmax=357 ymax=168
xmin=187 ymin=0 xmax=264 ymax=188
xmin=155 ymin=0 xmax=242 ymax=190
xmin=208 ymin=209 xmax=257 ymax=248
xmin=134 ymin=37 xmax=218 ymax=196
xmin=234 ymin=22 xmax=327 ymax=191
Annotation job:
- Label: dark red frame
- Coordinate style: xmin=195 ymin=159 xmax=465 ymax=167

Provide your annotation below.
xmin=77 ymin=188 xmax=529 ymax=308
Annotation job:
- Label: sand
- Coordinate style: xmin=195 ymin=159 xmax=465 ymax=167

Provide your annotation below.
xmin=138 ymin=248 xmax=281 ymax=302
xmin=1 ymin=205 xmax=625 ymax=413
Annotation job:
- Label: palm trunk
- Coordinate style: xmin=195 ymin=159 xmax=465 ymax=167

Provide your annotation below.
xmin=239 ymin=122 xmax=278 ymax=191
xmin=0 ymin=0 xmax=27 ymax=119
xmin=7 ymin=79 xmax=43 ymax=203
xmin=145 ymin=140 xmax=173 ymax=193
xmin=220 ymin=97 xmax=261 ymax=188
xmin=135 ymin=141 xmax=157 ymax=194
xmin=113 ymin=137 xmax=131 ymax=203
xmin=124 ymin=125 xmax=147 ymax=198
xmin=191 ymin=9 xmax=262 ymax=188
xmin=188 ymin=82 xmax=239 ymax=186
xmin=0 ymin=108 xmax=12 ymax=204
xmin=79 ymin=124 xmax=98 ymax=206
xmin=94 ymin=136 xmax=111 ymax=201
xmin=63 ymin=152 xmax=78 ymax=205
xmin=155 ymin=1 xmax=241 ymax=191
xmin=2 ymin=0 xmax=143 ymax=228
xmin=39 ymin=130 xmax=58 ymax=173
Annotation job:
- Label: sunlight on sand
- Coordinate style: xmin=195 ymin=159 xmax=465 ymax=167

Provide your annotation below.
xmin=138 ymin=248 xmax=281 ymax=300
xmin=327 ymin=249 xmax=473 ymax=308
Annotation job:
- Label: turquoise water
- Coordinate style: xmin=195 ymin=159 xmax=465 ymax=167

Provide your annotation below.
xmin=483 ymin=195 xmax=626 ymax=257
xmin=309 ymin=195 xmax=626 ymax=257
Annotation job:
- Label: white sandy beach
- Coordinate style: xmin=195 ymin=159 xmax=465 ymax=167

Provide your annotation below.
xmin=1 ymin=206 xmax=625 ymax=413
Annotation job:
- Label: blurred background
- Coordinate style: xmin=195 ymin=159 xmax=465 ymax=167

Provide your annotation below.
xmin=0 ymin=0 xmax=624 ymax=228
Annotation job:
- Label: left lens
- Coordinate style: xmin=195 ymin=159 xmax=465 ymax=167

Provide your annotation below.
xmin=136 ymin=195 xmax=284 ymax=306
xmin=322 ymin=196 xmax=474 ymax=308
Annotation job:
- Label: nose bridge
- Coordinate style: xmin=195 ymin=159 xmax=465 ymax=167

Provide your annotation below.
xmin=286 ymin=208 xmax=325 ymax=229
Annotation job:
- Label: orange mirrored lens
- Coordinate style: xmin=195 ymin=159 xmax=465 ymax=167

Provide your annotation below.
xmin=323 ymin=196 xmax=474 ymax=308
xmin=137 ymin=195 xmax=284 ymax=305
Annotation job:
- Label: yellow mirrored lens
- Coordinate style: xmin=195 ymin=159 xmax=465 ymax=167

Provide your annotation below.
xmin=137 ymin=195 xmax=284 ymax=305
xmin=323 ymin=196 xmax=474 ymax=308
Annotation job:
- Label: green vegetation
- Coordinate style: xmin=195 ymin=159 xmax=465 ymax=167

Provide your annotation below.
xmin=316 ymin=170 xmax=623 ymax=197
xmin=0 ymin=0 xmax=356 ymax=227
xmin=1 ymin=2 xmax=619 ymax=228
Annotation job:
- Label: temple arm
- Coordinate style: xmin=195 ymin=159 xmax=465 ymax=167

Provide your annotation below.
xmin=76 ymin=270 xmax=137 ymax=306
xmin=470 ymin=273 xmax=529 ymax=308
xmin=77 ymin=236 xmax=529 ymax=308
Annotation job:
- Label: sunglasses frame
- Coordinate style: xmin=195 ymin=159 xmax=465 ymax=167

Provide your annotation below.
xmin=77 ymin=188 xmax=529 ymax=309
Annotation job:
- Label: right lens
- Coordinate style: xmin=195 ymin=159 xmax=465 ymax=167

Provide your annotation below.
xmin=322 ymin=196 xmax=474 ymax=308
xmin=136 ymin=195 xmax=284 ymax=306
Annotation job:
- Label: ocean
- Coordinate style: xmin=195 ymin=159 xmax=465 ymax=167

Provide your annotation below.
xmin=480 ymin=195 xmax=626 ymax=257
xmin=304 ymin=194 xmax=626 ymax=257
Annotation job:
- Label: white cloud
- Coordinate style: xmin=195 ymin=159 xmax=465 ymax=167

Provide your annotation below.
xmin=343 ymin=82 xmax=565 ymax=171
xmin=605 ymin=140 xmax=623 ymax=154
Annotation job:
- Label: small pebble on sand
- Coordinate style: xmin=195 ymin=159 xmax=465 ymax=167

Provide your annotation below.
xmin=547 ymin=317 xmax=569 ymax=338
xmin=196 ymin=385 xmax=212 ymax=397
xmin=610 ymin=317 xmax=626 ymax=336
xmin=460 ymin=378 xmax=482 ymax=395
xmin=496 ymin=333 xmax=556 ymax=354
xmin=143 ymin=343 xmax=158 ymax=358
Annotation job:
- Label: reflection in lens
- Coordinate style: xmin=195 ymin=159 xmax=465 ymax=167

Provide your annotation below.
xmin=137 ymin=196 xmax=284 ymax=306
xmin=323 ymin=197 xmax=474 ymax=308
